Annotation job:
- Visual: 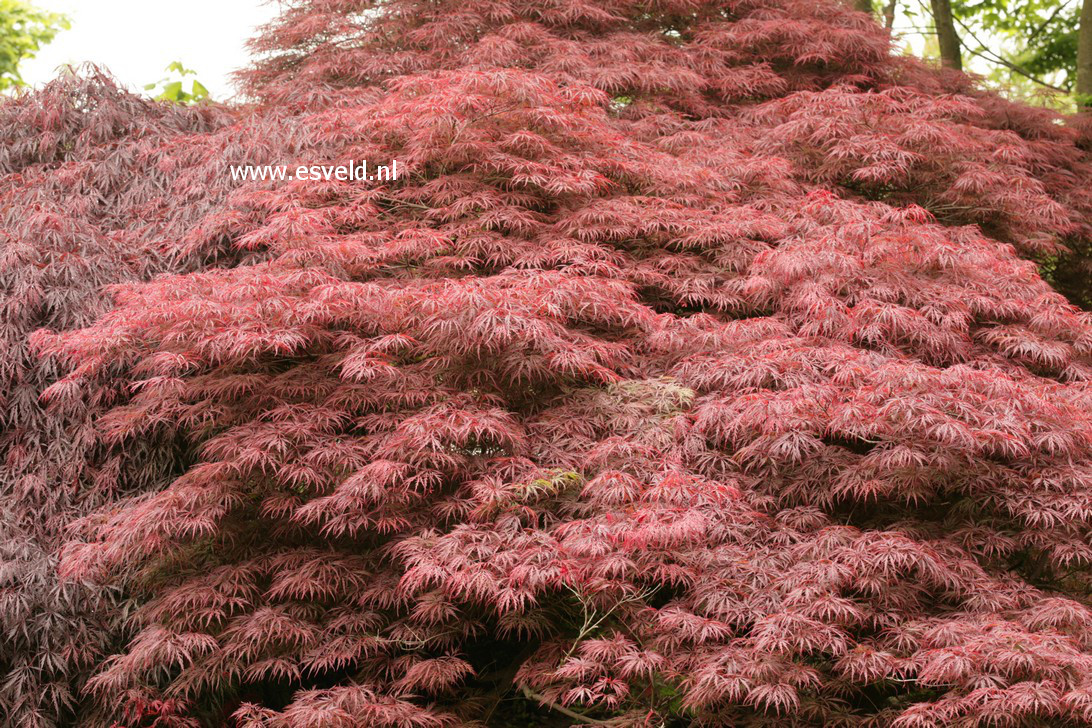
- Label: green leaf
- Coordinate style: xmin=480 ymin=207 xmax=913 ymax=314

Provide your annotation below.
xmin=0 ymin=1 xmax=69 ymax=93
xmin=158 ymin=80 xmax=183 ymax=101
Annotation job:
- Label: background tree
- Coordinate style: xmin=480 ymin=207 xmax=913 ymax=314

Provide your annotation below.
xmin=931 ymin=0 xmax=965 ymax=67
xmin=871 ymin=0 xmax=1089 ymax=105
xmin=1079 ymin=0 xmax=1092 ymax=104
xmin=0 ymin=0 xmax=67 ymax=91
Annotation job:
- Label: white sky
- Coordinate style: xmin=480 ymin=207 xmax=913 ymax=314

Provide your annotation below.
xmin=20 ymin=1 xmax=283 ymax=101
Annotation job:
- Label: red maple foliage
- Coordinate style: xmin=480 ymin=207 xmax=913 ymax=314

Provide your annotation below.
xmin=0 ymin=70 xmax=229 ymax=727
xmin=7 ymin=0 xmax=1092 ymax=726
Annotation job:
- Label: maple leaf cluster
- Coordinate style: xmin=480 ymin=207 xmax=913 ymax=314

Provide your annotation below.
xmin=4 ymin=1 xmax=1092 ymax=726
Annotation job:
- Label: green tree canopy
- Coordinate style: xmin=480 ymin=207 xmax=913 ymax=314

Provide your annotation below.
xmin=954 ymin=0 xmax=1080 ymax=90
xmin=0 ymin=0 xmax=68 ymax=91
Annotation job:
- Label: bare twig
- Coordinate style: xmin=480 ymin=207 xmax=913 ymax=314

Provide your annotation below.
xmin=562 ymin=585 xmax=658 ymax=660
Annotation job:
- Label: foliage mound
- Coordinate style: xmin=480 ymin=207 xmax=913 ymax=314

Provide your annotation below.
xmin=4 ymin=1 xmax=1092 ymax=726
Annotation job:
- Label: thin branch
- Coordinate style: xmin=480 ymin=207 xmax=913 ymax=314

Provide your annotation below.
xmin=449 ymin=102 xmax=521 ymax=146
xmin=1026 ymin=0 xmax=1074 ymax=44
xmin=950 ymin=14 xmax=1070 ymax=93
xmin=378 ymin=194 xmax=431 ymax=211
xmin=962 ymin=44 xmax=1069 ymax=93
xmin=521 ymin=685 xmax=612 ymax=726
xmin=562 ymin=585 xmax=659 ymax=660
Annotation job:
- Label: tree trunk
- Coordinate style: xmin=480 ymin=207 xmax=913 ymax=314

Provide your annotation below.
xmin=930 ymin=0 xmax=963 ymax=70
xmin=884 ymin=0 xmax=897 ymax=29
xmin=1078 ymin=0 xmax=1092 ymax=106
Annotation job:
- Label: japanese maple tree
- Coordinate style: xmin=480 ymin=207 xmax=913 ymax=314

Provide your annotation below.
xmin=7 ymin=0 xmax=1092 ymax=726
